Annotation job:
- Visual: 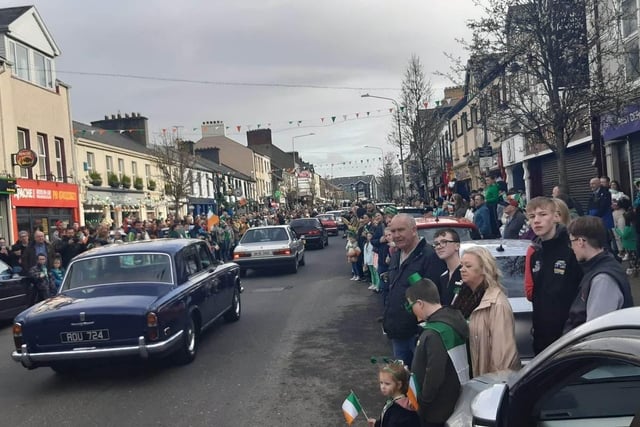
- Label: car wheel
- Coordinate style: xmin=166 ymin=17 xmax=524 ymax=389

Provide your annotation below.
xmin=290 ymin=257 xmax=299 ymax=274
xmin=239 ymin=268 xmax=247 ymax=278
xmin=224 ymin=286 xmax=241 ymax=322
xmin=173 ymin=314 xmax=199 ymax=365
xmin=299 ymin=252 xmax=305 ymax=266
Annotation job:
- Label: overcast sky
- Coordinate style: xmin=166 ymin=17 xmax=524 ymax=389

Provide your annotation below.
xmin=11 ymin=0 xmax=480 ymax=177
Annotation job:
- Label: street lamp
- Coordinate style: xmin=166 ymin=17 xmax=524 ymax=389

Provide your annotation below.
xmin=361 ymin=93 xmax=406 ymax=201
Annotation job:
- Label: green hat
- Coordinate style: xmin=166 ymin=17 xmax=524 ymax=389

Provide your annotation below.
xmin=384 ymin=206 xmax=398 ymax=215
xmin=408 ymin=273 xmax=422 ymax=286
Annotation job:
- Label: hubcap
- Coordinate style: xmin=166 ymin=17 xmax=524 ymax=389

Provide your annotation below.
xmin=186 ymin=320 xmax=196 ymax=353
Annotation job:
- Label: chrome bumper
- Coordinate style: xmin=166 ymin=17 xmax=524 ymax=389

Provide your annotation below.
xmin=11 ymin=331 xmax=184 ymax=368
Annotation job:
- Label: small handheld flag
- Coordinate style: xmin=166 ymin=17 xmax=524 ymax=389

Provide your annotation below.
xmin=342 ymin=391 xmax=365 ymax=425
xmin=407 ymin=373 xmax=421 ymax=410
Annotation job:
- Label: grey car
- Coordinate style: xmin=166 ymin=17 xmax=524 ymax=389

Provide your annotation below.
xmin=459 ymin=239 xmax=534 ymax=361
xmin=447 ymin=307 xmax=640 ymax=426
xmin=232 ymin=225 xmax=305 ymax=276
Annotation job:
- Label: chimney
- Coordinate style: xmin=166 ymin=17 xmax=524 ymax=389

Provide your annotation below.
xmin=201 ymin=120 xmax=226 ymax=138
xmin=246 ymin=128 xmax=272 ymax=147
xmin=91 ymin=112 xmax=151 ymax=147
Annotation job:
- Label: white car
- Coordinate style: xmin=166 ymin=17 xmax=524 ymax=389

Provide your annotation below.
xmin=447 ymin=307 xmax=640 ymax=426
xmin=232 ymin=225 xmax=305 ymax=276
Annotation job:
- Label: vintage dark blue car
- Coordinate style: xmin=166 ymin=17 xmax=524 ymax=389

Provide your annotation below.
xmin=11 ymin=239 xmax=242 ymax=373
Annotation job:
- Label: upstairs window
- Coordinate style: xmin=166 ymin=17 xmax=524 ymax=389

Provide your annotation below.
xmin=106 ymin=156 xmax=113 ymax=175
xmin=8 ymin=40 xmax=55 ymax=89
xmin=118 ymin=158 xmax=125 ymax=179
xmin=33 ymin=52 xmax=53 ymax=89
xmin=54 ymin=138 xmax=64 ymax=181
xmin=86 ymin=152 xmax=95 ymax=172
xmin=622 ymin=0 xmax=639 ymax=38
xmin=9 ymin=41 xmax=30 ymax=81
xmin=36 ymin=134 xmax=48 ymax=179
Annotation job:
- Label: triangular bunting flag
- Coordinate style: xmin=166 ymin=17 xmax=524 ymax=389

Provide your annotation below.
xmin=331 ymin=116 xmax=336 ymax=123
xmin=342 ymin=115 xmax=347 ymax=121
xmin=90 ymin=130 xmax=96 ymax=135
xmin=367 ymin=112 xmax=370 ymax=117
xmin=356 ymin=112 xmax=360 ymax=118
xmin=321 ymin=118 xmax=325 ymax=123
xmin=119 ymin=130 xmax=125 ymax=134
xmin=236 ymin=125 xmax=241 ymax=132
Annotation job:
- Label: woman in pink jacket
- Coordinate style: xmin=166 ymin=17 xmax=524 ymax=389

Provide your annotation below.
xmin=460 ymin=246 xmax=521 ymax=377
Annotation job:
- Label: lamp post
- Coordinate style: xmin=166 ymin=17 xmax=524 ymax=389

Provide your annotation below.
xmin=361 ymin=94 xmax=406 ymax=202
xmin=291 ymin=132 xmax=315 ymax=206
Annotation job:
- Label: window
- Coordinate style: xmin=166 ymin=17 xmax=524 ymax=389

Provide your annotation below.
xmin=145 ymin=164 xmax=151 ymax=184
xmin=37 ymin=134 xmax=47 ymax=178
xmin=33 ymin=51 xmax=53 ymax=89
xmin=106 ymin=156 xmax=113 ymax=175
xmin=17 ymin=129 xmax=29 ymax=178
xmin=131 ymin=161 xmax=138 ymax=178
xmin=625 ymin=38 xmax=640 ymax=81
xmin=54 ymin=138 xmax=64 ymax=180
xmin=622 ymin=0 xmax=639 ymax=39
xmin=533 ymin=361 xmax=640 ymax=423
xmin=9 ymin=41 xmax=30 ymax=81
xmin=118 ymin=158 xmax=124 ymax=179
xmin=86 ymin=152 xmax=95 ymax=172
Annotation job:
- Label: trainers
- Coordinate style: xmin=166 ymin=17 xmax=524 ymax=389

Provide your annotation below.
xmin=350 ymin=276 xmax=357 ymax=281
xmin=368 ymin=284 xmax=376 ymax=290
xmin=623 ymin=254 xmax=630 ymax=261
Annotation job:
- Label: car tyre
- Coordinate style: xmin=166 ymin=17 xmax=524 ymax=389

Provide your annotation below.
xmin=239 ymin=268 xmax=247 ymax=278
xmin=290 ymin=257 xmax=299 ymax=274
xmin=173 ymin=314 xmax=199 ymax=365
xmin=224 ymin=286 xmax=241 ymax=322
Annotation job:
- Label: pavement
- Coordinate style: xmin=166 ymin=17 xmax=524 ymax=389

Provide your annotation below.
xmin=622 ymin=259 xmax=640 ymax=305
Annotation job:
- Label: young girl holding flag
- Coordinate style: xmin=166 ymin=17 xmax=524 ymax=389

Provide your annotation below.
xmin=366 ymin=360 xmax=420 ymax=427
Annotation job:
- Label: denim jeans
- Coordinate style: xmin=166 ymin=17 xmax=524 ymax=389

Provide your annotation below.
xmin=391 ymin=336 xmax=417 ymax=367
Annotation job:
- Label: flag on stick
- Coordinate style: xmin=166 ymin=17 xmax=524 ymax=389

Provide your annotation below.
xmin=407 ymin=373 xmax=420 ymax=411
xmin=342 ymin=391 xmax=363 ymax=425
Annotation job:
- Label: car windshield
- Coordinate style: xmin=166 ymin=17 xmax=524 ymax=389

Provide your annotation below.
xmin=241 ymin=228 xmax=288 ymax=243
xmin=289 ymin=219 xmax=317 ymax=228
xmin=418 ymin=227 xmax=475 ymax=243
xmin=495 ymin=255 xmax=526 ymax=298
xmin=63 ymin=253 xmax=172 ymax=289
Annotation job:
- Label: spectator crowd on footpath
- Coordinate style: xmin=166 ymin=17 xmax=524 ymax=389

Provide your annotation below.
xmin=0 ymin=174 xmax=637 ymax=427
xmin=339 ymin=175 xmax=635 ymax=427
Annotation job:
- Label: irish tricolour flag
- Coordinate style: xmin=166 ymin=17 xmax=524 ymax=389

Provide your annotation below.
xmin=341 ymin=391 xmax=363 ymax=425
xmin=407 ymin=373 xmax=421 ymax=411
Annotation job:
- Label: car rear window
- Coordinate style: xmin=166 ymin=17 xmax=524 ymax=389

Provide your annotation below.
xmin=495 ymin=255 xmax=526 ymax=298
xmin=417 ymin=227 xmax=475 ymax=243
xmin=289 ymin=219 xmax=318 ymax=227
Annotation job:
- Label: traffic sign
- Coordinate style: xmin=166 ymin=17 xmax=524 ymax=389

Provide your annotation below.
xmin=479 ymin=157 xmax=493 ymax=169
xmin=478 ymin=146 xmax=493 ymax=157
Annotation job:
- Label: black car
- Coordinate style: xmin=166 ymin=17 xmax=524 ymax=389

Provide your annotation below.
xmin=288 ymin=218 xmax=328 ymax=249
xmin=0 ymin=259 xmax=31 ymax=321
xmin=11 ymin=239 xmax=242 ymax=372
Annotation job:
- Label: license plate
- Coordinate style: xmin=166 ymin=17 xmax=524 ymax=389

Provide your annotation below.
xmin=252 ymin=250 xmax=270 ymax=257
xmin=60 ymin=329 xmax=110 ymax=343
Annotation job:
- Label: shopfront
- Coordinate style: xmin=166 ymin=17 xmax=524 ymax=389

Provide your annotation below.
xmin=10 ymin=179 xmax=80 ymax=240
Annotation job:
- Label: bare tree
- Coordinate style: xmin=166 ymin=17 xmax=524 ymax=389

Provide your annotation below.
xmin=378 ymin=152 xmax=399 ymax=201
xmin=151 ymin=135 xmax=198 ymax=219
xmin=398 ymin=55 xmax=445 ymax=201
xmin=463 ymin=0 xmax=640 ymax=191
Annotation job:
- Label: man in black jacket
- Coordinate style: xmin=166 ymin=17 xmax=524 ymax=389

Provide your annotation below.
xmin=383 ymin=214 xmax=446 ymax=366
xmin=406 ymin=278 xmax=469 ymax=427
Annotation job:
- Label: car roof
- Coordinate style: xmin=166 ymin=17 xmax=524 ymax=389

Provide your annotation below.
xmin=460 ymin=239 xmax=530 ymax=257
xmin=244 ymin=225 xmax=289 ymax=230
xmin=72 ymin=238 xmax=202 ymax=260
xmin=415 ymin=217 xmax=477 ymax=229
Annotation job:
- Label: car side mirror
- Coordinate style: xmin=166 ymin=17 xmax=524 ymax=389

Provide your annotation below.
xmin=471 ymin=383 xmax=508 ymax=427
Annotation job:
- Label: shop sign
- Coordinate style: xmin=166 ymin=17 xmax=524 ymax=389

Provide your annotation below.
xmin=14 ymin=149 xmax=38 ymax=169
xmin=0 ymin=177 xmax=17 ymax=194
xmin=11 ymin=179 xmax=79 ymax=208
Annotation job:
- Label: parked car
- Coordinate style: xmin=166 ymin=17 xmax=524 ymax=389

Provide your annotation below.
xmin=0 ymin=259 xmax=31 ymax=321
xmin=232 ymin=225 xmax=305 ymax=275
xmin=288 ymin=218 xmax=329 ymax=249
xmin=416 ymin=217 xmax=480 ymax=243
xmin=11 ymin=239 xmax=242 ymax=373
xmin=459 ymin=239 xmax=533 ymax=361
xmin=316 ymin=214 xmax=339 ymax=236
xmin=447 ymin=307 xmax=640 ymax=426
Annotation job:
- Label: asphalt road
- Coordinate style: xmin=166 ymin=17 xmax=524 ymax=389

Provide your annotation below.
xmin=0 ymin=237 xmax=391 ymax=427
xmin=2 ymin=238 xmax=639 ymax=427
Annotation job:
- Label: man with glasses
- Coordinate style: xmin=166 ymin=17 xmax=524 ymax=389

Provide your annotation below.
xmin=565 ymin=216 xmax=633 ymax=332
xmin=432 ymin=229 xmax=463 ymax=306
xmin=405 ymin=277 xmax=469 ymax=427
xmin=383 ymin=214 xmax=446 ymax=366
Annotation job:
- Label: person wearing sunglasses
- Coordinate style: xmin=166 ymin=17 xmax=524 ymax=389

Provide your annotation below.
xmin=405 ymin=277 xmax=469 ymax=427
